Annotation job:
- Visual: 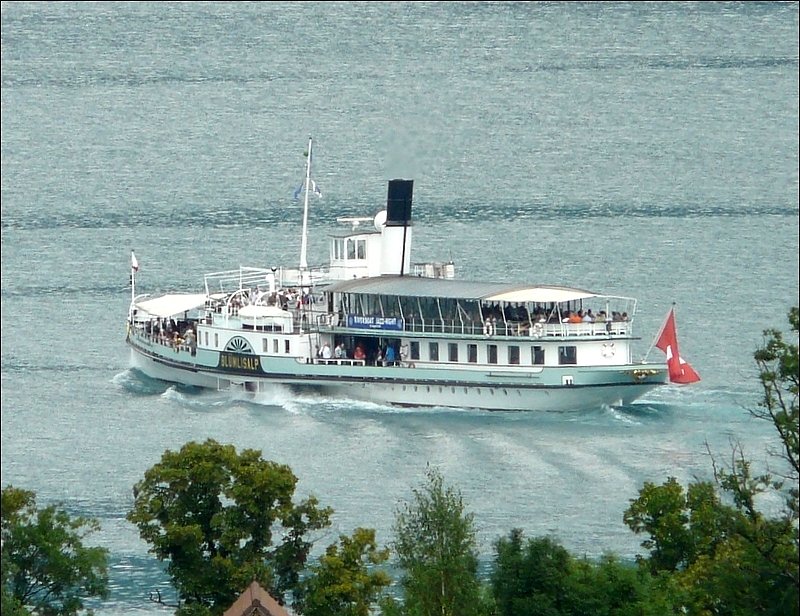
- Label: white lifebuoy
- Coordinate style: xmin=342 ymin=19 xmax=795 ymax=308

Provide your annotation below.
xmin=602 ymin=343 xmax=616 ymax=358
xmin=484 ymin=320 xmax=494 ymax=337
xmin=532 ymin=322 xmax=544 ymax=338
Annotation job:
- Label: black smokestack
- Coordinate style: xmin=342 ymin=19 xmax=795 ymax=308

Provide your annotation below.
xmin=386 ymin=179 xmax=413 ymax=226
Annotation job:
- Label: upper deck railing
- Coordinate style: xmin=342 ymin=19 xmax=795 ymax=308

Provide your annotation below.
xmin=312 ymin=311 xmax=630 ymax=338
xmin=195 ymin=303 xmax=632 ymax=339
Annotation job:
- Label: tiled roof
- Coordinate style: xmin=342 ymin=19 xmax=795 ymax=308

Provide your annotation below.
xmin=222 ymin=581 xmax=291 ymax=616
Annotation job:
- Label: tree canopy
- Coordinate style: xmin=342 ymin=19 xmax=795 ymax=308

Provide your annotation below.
xmin=293 ymin=526 xmax=391 ymax=616
xmin=385 ymin=465 xmax=487 ymax=616
xmin=126 ymin=438 xmax=333 ymax=614
xmin=1 ymin=486 xmax=109 ymax=616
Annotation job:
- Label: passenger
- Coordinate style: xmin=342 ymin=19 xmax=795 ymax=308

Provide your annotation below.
xmin=353 ymin=344 xmax=366 ymax=360
xmin=321 ymin=343 xmax=332 ymax=359
xmin=384 ymin=345 xmax=396 ymax=365
xmin=375 ymin=349 xmax=383 ymax=366
xmin=582 ymin=309 xmax=594 ymax=323
xmin=334 ymin=343 xmax=345 ymax=359
xmin=621 ymin=312 xmax=629 ymax=322
xmin=569 ymin=311 xmax=582 ymax=324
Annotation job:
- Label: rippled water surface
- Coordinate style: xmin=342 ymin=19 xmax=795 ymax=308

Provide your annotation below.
xmin=2 ymin=2 xmax=798 ymax=614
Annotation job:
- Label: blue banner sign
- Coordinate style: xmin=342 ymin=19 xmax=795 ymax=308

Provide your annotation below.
xmin=347 ymin=314 xmax=404 ymax=331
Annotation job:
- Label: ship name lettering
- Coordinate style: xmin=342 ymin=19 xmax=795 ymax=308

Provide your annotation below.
xmin=220 ymin=353 xmax=260 ymax=372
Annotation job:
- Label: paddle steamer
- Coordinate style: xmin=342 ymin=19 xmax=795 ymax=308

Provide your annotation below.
xmin=126 ymin=139 xmax=686 ymax=411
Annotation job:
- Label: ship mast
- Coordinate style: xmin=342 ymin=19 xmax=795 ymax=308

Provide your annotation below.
xmin=299 ymin=136 xmax=312 ymax=275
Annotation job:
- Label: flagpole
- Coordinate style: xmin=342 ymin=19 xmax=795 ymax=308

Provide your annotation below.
xmin=643 ymin=302 xmax=675 ymax=362
xmin=130 ymin=250 xmax=137 ymax=320
xmin=132 ymin=252 xmax=136 ymax=301
xmin=299 ymin=136 xmax=312 ymax=274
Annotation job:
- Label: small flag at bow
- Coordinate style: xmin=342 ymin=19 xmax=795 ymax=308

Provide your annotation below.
xmin=131 ymin=251 xmax=139 ymax=273
xmin=655 ymin=306 xmax=700 ymax=384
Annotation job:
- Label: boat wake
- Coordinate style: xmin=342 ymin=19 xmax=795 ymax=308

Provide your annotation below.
xmin=112 ymin=368 xmax=173 ymax=396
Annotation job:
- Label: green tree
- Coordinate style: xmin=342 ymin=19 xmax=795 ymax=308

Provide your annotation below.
xmin=126 ymin=439 xmax=333 ymax=615
xmin=1 ymin=486 xmax=109 ymax=616
xmin=386 ymin=465 xmax=487 ymax=616
xmin=622 ymin=478 xmax=730 ymax=574
xmin=490 ymin=531 xmax=571 ymax=616
xmin=565 ymin=553 xmax=675 ymax=616
xmin=624 ymin=307 xmax=799 ymax=615
xmin=491 ymin=530 xmax=674 ymax=616
xmin=293 ymin=527 xmax=390 ymax=616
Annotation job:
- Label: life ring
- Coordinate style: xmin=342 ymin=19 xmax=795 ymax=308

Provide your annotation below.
xmin=601 ymin=343 xmax=615 ymax=358
xmin=483 ymin=320 xmax=495 ymax=337
xmin=532 ymin=322 xmax=544 ymax=338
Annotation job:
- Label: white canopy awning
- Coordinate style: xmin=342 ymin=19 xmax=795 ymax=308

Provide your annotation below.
xmin=134 ymin=294 xmax=208 ymax=318
xmin=484 ymin=288 xmax=599 ymax=303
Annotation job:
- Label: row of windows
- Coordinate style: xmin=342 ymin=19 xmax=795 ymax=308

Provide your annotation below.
xmin=262 ymin=338 xmax=291 ymax=354
xmin=409 ymin=341 xmax=577 ymax=366
xmin=201 ymin=331 xmax=293 ymax=355
xmin=204 ymin=332 xmax=576 ymax=366
xmin=332 ymin=238 xmax=367 ymax=261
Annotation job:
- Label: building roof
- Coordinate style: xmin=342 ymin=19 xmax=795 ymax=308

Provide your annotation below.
xmin=222 ymin=581 xmax=290 ymax=616
xmin=323 ymin=275 xmax=614 ymax=303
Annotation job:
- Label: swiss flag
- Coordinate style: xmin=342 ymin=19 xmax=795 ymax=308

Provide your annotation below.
xmin=655 ymin=307 xmax=700 ymax=384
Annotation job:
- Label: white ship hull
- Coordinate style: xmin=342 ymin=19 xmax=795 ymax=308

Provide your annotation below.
xmin=129 ymin=345 xmax=664 ymax=413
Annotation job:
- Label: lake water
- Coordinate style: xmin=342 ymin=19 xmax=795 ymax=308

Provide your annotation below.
xmin=2 ymin=2 xmax=798 ymax=614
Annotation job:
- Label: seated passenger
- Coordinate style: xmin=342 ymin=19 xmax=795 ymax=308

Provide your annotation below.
xmin=353 ymin=344 xmax=366 ymax=360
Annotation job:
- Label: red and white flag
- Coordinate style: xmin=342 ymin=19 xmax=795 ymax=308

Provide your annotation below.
xmin=131 ymin=251 xmax=139 ymax=273
xmin=655 ymin=307 xmax=700 ymax=384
